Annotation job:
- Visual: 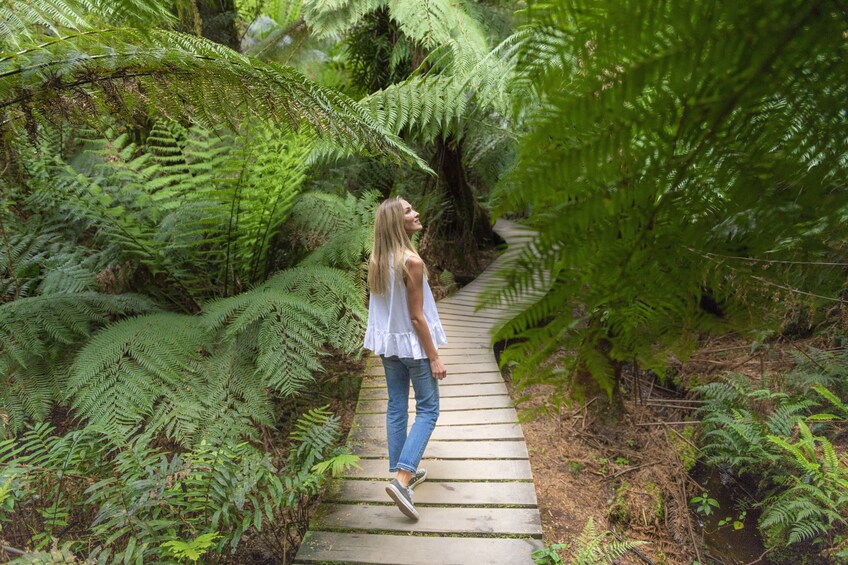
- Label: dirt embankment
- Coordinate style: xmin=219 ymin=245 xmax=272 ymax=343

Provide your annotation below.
xmin=513 ymin=335 xmax=811 ymax=565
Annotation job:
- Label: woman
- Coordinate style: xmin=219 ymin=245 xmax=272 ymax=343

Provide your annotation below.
xmin=363 ymin=197 xmax=448 ymax=520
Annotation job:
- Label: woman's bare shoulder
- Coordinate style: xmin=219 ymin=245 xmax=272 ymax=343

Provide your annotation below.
xmin=405 ymin=254 xmax=424 ymax=268
xmin=405 ymin=255 xmax=425 ymax=285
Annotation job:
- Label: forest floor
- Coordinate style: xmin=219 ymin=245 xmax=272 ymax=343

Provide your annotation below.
xmin=509 ymin=334 xmax=813 ymax=565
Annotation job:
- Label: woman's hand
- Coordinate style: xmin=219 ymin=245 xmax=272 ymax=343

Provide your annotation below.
xmin=430 ymin=357 xmax=447 ymax=380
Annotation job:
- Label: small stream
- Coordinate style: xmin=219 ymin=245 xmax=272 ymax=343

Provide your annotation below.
xmin=690 ymin=465 xmax=767 ymax=564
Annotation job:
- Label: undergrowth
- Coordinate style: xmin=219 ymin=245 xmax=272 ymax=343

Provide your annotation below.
xmin=0 ymin=408 xmax=357 ymax=563
xmin=695 ymin=347 xmax=848 ymax=563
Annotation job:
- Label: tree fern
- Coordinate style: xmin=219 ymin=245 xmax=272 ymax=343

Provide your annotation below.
xmin=0 ymin=0 xmax=425 ymax=168
xmin=34 ymin=119 xmax=320 ymax=300
xmin=264 ymin=265 xmax=368 ymax=354
xmin=487 ymin=0 xmax=848 ymax=401
xmin=205 ymin=285 xmax=328 ymax=396
xmin=64 ymin=307 xmax=279 ymax=446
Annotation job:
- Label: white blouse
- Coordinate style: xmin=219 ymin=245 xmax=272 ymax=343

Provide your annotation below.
xmin=363 ymin=255 xmax=447 ymax=360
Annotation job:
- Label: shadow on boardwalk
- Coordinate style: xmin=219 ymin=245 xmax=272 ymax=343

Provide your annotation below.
xmin=295 ymin=220 xmax=546 ymax=565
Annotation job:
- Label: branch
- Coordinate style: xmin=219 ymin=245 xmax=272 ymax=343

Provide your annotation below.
xmin=1 ymin=545 xmax=26 ymax=557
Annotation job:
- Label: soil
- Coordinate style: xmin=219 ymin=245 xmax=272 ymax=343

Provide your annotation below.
xmin=510 ymin=334 xmax=814 ymax=565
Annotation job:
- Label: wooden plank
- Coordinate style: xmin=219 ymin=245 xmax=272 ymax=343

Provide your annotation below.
xmin=438 ymin=297 xmax=502 ymax=308
xmin=428 ymin=353 xmax=495 ymax=364
xmin=365 ymin=350 xmax=495 ymax=366
xmin=440 ymin=319 xmax=498 ymax=329
xmin=440 ymin=322 xmax=501 ymax=332
xmin=435 ymin=349 xmax=497 ymax=358
xmin=442 ymin=326 xmax=496 ymax=336
xmin=441 ymin=298 xmax=512 ymax=311
xmin=351 ymin=423 xmax=524 ymax=441
xmin=312 ymin=504 xmax=542 ymax=536
xmin=359 ymin=382 xmax=509 ymax=399
xmin=347 ymin=459 xmax=533 ymax=481
xmin=353 ymin=439 xmax=528 ymax=459
xmin=361 ymin=373 xmax=505 ymax=388
xmin=443 ymin=362 xmax=501 ymax=373
xmin=354 ymin=408 xmax=518 ymax=428
xmin=357 ymin=395 xmax=514 ymax=413
xmin=328 ymin=479 xmax=537 ymax=506
xmin=442 ymin=339 xmax=495 ymax=347
xmin=438 ymin=341 xmax=492 ymax=350
xmin=295 ymin=532 xmax=543 ymax=565
xmin=437 ymin=308 xmax=502 ymax=319
xmin=365 ymin=362 xmax=501 ymax=376
xmin=436 ymin=302 xmax=476 ymax=310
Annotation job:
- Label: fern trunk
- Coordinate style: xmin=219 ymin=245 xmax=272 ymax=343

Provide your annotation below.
xmin=197 ymin=0 xmax=240 ymax=51
xmin=421 ymin=135 xmax=495 ymax=276
xmin=577 ymin=339 xmax=625 ymax=422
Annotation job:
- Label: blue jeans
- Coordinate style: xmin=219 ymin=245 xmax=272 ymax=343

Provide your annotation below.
xmin=381 ymin=355 xmax=440 ymax=474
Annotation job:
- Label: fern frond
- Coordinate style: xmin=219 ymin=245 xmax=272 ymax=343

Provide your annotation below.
xmin=203 ymin=264 xmax=366 ymax=395
xmin=0 ymin=1 xmax=426 ymax=169
xmin=488 ymin=0 xmax=848 ymax=400
xmin=66 ymin=312 xmax=207 ymax=439
xmin=286 ymin=190 xmax=378 ymax=271
xmin=0 ymin=293 xmax=155 ymax=434
xmin=567 ymin=516 xmax=648 ymax=564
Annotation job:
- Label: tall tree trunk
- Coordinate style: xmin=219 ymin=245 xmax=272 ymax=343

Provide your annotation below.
xmin=420 ymin=135 xmax=496 ymax=278
xmin=196 ymin=0 xmax=240 ymax=51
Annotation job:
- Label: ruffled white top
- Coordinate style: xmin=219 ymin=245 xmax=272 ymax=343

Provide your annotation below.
xmin=363 ymin=254 xmax=447 ymax=360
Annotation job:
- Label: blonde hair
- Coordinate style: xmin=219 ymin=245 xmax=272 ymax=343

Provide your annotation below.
xmin=368 ymin=197 xmax=425 ymax=295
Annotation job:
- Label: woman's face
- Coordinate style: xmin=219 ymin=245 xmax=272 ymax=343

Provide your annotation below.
xmin=400 ymin=199 xmax=422 ymax=236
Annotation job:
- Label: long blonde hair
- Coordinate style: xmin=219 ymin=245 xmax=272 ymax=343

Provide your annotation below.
xmin=368 ymin=197 xmax=424 ymax=295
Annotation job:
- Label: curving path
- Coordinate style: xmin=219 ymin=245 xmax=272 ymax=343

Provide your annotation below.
xmin=295 ymin=220 xmax=545 ymax=565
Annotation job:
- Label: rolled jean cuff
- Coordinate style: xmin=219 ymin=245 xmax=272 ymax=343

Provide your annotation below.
xmin=395 ymin=463 xmax=416 ymax=474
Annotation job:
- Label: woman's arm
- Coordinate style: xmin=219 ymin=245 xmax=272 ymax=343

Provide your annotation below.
xmin=405 ymin=256 xmax=447 ymax=380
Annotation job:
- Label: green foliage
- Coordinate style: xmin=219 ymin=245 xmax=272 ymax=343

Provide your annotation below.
xmin=161 ymin=532 xmax=221 ymax=564
xmin=285 ymin=190 xmax=379 ymax=272
xmin=488 ymin=0 xmax=848 ymax=401
xmin=31 ymin=120 xmax=312 ymax=300
xmin=302 ymin=0 xmax=487 ymax=54
xmin=204 ymin=264 xmax=366 ymax=395
xmin=0 ymin=0 xmax=425 ymax=170
xmin=67 ymin=312 xmax=212 ymax=440
xmin=294 ymin=0 xmax=518 ymax=148
xmin=0 ymin=293 xmax=156 ymax=435
xmin=354 ymin=29 xmax=521 ymax=142
xmin=2 ymin=165 xmax=366 ymax=441
xmin=696 ymin=366 xmax=848 ymax=555
xmin=0 ymin=213 xmax=106 ymax=300
xmin=531 ymin=517 xmax=647 ymax=565
xmin=762 ymin=422 xmax=848 ymax=546
xmin=50 ymin=263 xmax=363 ymax=445
xmin=690 ymin=492 xmax=720 ymax=517
xmin=343 ymin=7 xmax=415 ymax=93
xmin=0 ymin=408 xmax=353 ymax=562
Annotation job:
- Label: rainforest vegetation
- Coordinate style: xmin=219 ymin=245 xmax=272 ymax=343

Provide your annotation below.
xmin=0 ymin=0 xmax=846 ymax=563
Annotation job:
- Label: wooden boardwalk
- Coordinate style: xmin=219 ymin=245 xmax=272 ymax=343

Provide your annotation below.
xmin=295 ymin=220 xmax=545 ymax=565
